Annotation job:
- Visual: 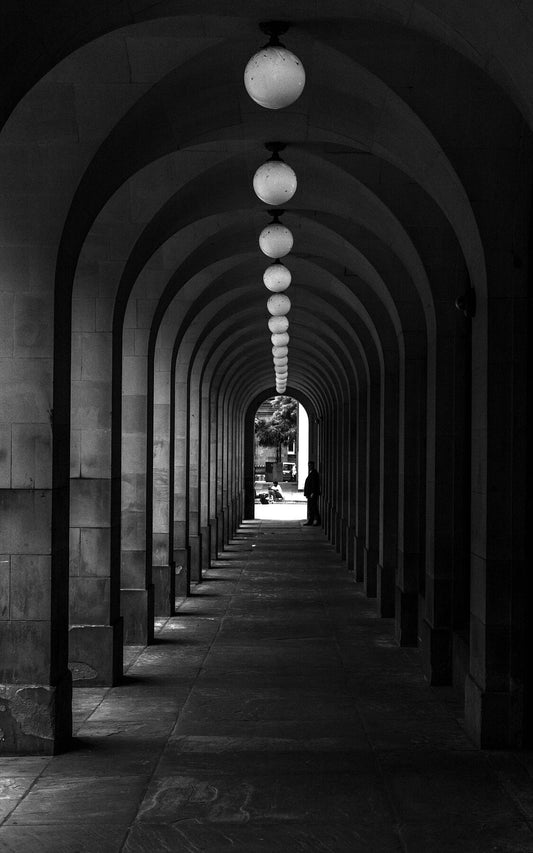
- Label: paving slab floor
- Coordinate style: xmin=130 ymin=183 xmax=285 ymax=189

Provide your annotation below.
xmin=2 ymin=518 xmax=533 ymax=851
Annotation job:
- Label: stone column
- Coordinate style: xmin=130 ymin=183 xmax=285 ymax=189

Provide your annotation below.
xmin=70 ymin=315 xmax=122 ymax=686
xmin=422 ymin=323 xmax=467 ymax=685
xmin=120 ymin=298 xmax=154 ymax=646
xmin=173 ymin=365 xmax=190 ymax=592
xmin=199 ymin=388 xmax=212 ymax=570
xmin=395 ymin=336 xmax=426 ymax=646
xmin=465 ymin=292 xmax=527 ymax=747
xmin=354 ymin=384 xmax=367 ymax=582
xmin=209 ymin=394 xmax=218 ymax=560
xmin=152 ymin=349 xmax=175 ymax=613
xmin=364 ymin=381 xmax=381 ymax=598
xmin=377 ymin=361 xmax=399 ymax=617
xmin=188 ymin=363 xmax=202 ymax=584
xmin=0 ymin=296 xmax=72 ymax=752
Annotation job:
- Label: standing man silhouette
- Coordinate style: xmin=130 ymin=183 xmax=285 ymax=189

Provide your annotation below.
xmin=303 ymin=460 xmax=321 ymax=526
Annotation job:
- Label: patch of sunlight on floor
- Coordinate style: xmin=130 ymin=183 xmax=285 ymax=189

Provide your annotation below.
xmin=254 ymin=502 xmax=308 ymax=520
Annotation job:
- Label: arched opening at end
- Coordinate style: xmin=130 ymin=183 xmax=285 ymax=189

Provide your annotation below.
xmin=245 ymin=393 xmax=314 ymax=522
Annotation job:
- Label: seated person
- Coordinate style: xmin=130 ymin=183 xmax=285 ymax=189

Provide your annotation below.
xmin=268 ymin=480 xmax=285 ymax=501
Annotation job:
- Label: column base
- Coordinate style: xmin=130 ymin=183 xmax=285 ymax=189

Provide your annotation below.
xmin=201 ymin=526 xmax=211 ymax=573
xmin=465 ymin=674 xmax=523 ymax=749
xmin=334 ymin=515 xmax=342 ymax=554
xmin=377 ymin=563 xmax=395 ymax=617
xmin=394 ymin=587 xmax=418 ymax=646
xmin=452 ymin=630 xmax=470 ymax=691
xmin=354 ymin=535 xmax=365 ymax=582
xmin=217 ymin=513 xmax=225 ymax=553
xmin=346 ymin=526 xmax=355 ymax=570
xmin=330 ymin=510 xmax=337 ymax=546
xmin=189 ymin=534 xmax=202 ymax=583
xmin=173 ymin=548 xmax=190 ymax=596
xmin=420 ymin=619 xmax=451 ymax=685
xmin=121 ymin=586 xmax=154 ymax=645
xmin=69 ymin=620 xmax=123 ymax=686
xmin=153 ymin=564 xmax=175 ymax=616
xmin=210 ymin=519 xmax=218 ymax=560
xmin=339 ymin=519 xmax=347 ymax=560
xmin=364 ymin=546 xmax=378 ymax=597
xmin=0 ymin=670 xmax=72 ymax=755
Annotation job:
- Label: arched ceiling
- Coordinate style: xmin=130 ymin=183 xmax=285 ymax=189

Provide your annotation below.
xmin=2 ymin=2 xmax=532 ymax=416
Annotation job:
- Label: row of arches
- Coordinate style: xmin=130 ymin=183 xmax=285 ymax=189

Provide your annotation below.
xmin=0 ymin=3 xmax=532 ymax=753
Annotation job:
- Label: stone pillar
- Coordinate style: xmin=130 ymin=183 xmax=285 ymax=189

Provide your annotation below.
xmin=120 ymin=303 xmax=154 ymax=646
xmin=465 ymin=292 xmax=527 ymax=747
xmin=364 ymin=382 xmax=380 ymax=598
xmin=152 ymin=341 xmax=175 ymax=615
xmin=173 ymin=367 xmax=189 ymax=586
xmin=0 ymin=336 xmax=73 ymax=751
xmin=188 ymin=366 xmax=202 ymax=584
xmin=354 ymin=387 xmax=367 ymax=582
xmin=422 ymin=325 xmax=467 ymax=685
xmin=396 ymin=339 xmax=426 ymax=645
xmin=200 ymin=389 xmax=212 ymax=571
xmin=208 ymin=390 xmax=219 ymax=561
xmin=70 ymin=316 xmax=122 ymax=686
xmin=377 ymin=362 xmax=399 ymax=618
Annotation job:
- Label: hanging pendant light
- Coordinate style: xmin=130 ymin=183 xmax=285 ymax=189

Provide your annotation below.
xmin=267 ymin=293 xmax=291 ymax=316
xmin=254 ymin=142 xmax=297 ymax=206
xmin=268 ymin=315 xmax=289 ymax=334
xmin=264 ymin=260 xmax=291 ymax=293
xmin=244 ymin=22 xmax=305 ymax=110
xmin=259 ymin=209 xmax=293 ymax=259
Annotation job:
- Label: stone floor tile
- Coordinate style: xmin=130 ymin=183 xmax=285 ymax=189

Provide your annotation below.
xmin=486 ymin=751 xmax=533 ymax=823
xmin=398 ymin=818 xmax=533 ymax=852
xmin=157 ymin=748 xmax=375 ymax=777
xmin=135 ymin=770 xmax=396 ymax=826
xmin=123 ymin=821 xmax=403 ymax=852
xmin=4 ymin=776 xmax=149 ymax=825
xmin=0 ymin=758 xmax=50 ymax=775
xmin=0 ymin=777 xmax=38 ymax=822
xmin=172 ymin=719 xmax=367 ymax=739
xmin=178 ymin=685 xmax=356 ymax=723
xmin=0 ymin=824 xmax=127 ymax=852
xmin=42 ymin=722 xmax=173 ymax=777
xmin=87 ymin=696 xmax=188 ymax=722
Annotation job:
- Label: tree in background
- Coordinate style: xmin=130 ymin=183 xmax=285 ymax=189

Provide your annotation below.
xmin=255 ymin=396 xmax=297 ymax=462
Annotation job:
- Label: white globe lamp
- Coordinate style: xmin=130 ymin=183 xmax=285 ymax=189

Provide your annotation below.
xmin=263 ymin=262 xmax=291 ymax=293
xmin=267 ymin=293 xmax=291 ymax=316
xmin=244 ymin=25 xmax=305 ymax=110
xmin=268 ymin=315 xmax=289 ymax=334
xmin=259 ymin=223 xmax=293 ymax=259
xmin=254 ymin=157 xmax=297 ymax=205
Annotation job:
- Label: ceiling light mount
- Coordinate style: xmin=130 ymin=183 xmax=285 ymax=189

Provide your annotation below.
xmin=265 ymin=141 xmax=287 ymax=158
xmin=259 ymin=21 xmax=291 ymax=45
